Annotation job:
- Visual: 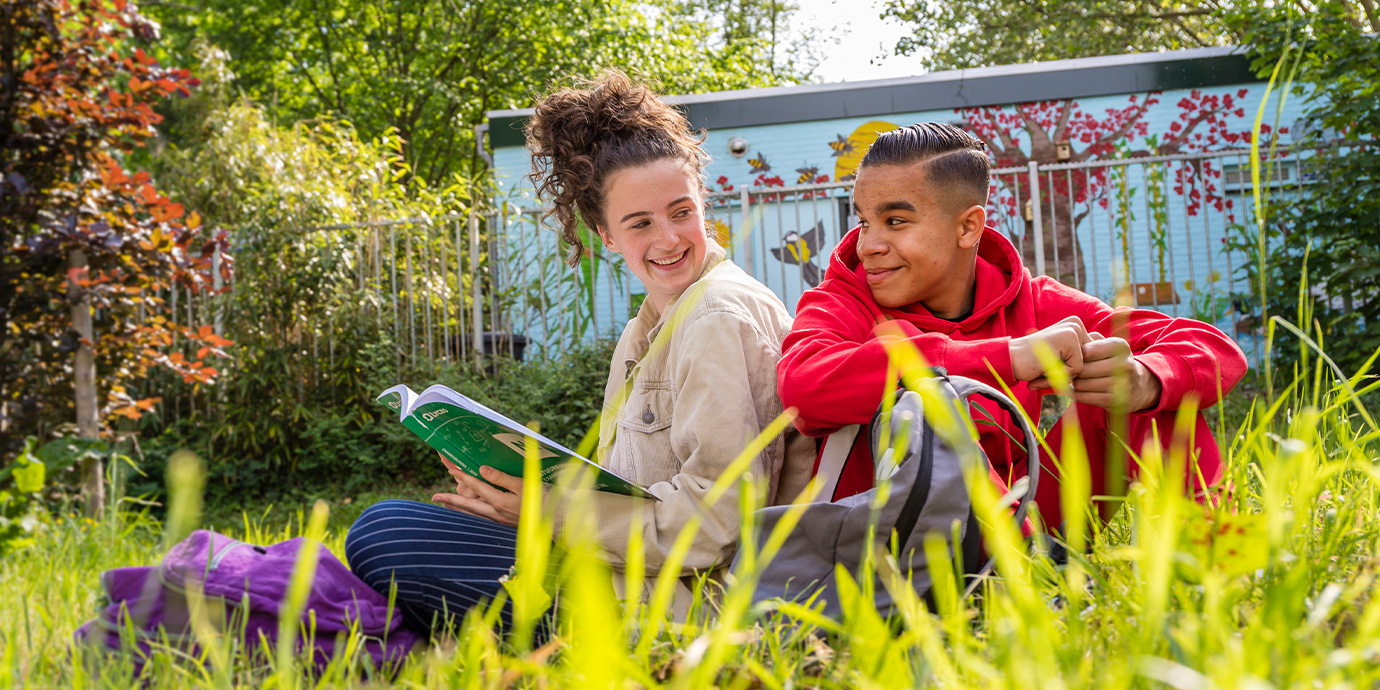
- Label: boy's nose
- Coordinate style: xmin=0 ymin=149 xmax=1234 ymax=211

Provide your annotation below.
xmin=856 ymin=230 xmax=887 ymax=256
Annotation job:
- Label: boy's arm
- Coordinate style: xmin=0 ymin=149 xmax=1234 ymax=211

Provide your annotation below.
xmin=778 ymin=288 xmax=1015 ymax=437
xmin=1047 ymin=279 xmax=1248 ymax=411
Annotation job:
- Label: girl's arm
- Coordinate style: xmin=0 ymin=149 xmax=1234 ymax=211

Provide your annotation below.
xmin=550 ymin=309 xmax=782 ymax=574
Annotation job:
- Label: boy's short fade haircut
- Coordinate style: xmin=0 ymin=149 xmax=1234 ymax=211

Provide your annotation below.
xmin=859 ymin=122 xmax=991 ymax=211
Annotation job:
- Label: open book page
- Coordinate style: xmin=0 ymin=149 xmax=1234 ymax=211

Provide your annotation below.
xmin=376 ymin=384 xmax=656 ymax=499
xmin=378 ymin=384 xmax=419 ymax=421
xmin=412 ymin=385 xmax=587 ymax=461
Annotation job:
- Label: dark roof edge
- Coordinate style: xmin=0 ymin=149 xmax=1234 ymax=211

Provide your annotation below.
xmin=488 ymin=46 xmax=1258 ymax=149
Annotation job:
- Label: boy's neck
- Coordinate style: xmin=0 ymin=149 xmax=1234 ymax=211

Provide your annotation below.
xmin=923 ymin=264 xmax=977 ymax=320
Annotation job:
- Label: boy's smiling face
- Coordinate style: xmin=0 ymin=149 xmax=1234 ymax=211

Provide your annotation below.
xmin=852 ymin=163 xmax=986 ymax=317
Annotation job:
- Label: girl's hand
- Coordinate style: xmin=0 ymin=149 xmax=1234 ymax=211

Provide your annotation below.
xmin=438 ymin=454 xmax=480 ymax=500
xmin=432 ymin=464 xmax=526 ymax=527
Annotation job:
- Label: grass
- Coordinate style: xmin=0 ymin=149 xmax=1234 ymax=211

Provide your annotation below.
xmin=3 ymin=362 xmax=1380 ymax=689
xmin=6 ymin=58 xmax=1373 ymax=687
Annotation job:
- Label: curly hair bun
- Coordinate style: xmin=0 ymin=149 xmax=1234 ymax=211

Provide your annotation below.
xmin=526 ymin=70 xmax=706 ymax=266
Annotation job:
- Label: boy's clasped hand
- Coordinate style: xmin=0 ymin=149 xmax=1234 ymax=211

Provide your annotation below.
xmin=1012 ymin=315 xmax=1164 ymax=413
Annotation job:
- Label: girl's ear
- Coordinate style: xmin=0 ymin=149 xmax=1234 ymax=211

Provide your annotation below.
xmin=596 ymin=225 xmax=618 ymax=254
xmin=957 ymin=204 xmax=987 ymax=250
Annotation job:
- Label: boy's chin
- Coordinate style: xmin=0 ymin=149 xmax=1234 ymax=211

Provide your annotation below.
xmin=870 ymin=291 xmax=914 ymax=310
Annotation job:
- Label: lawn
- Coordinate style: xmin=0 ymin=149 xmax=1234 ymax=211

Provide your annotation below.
xmin=3 ymin=366 xmax=1379 ymax=689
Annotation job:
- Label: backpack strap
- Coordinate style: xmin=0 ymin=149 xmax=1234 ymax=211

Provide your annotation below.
xmin=815 ymin=424 xmax=861 ymax=502
xmin=948 ymin=377 xmax=1042 ymax=528
xmin=885 ymin=392 xmax=933 ymax=561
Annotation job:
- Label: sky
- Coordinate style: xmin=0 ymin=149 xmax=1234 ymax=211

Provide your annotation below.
xmin=790 ymin=0 xmax=924 ymax=84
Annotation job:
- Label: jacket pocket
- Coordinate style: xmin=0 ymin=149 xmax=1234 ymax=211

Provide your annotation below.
xmin=618 ymin=385 xmax=673 ymax=434
xmin=610 ymin=384 xmax=675 ymax=485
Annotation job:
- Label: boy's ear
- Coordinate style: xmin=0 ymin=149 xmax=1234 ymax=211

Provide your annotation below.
xmin=956 ymin=204 xmax=987 ymax=250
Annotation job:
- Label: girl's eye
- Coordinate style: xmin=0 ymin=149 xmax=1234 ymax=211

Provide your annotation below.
xmin=673 ymin=208 xmax=692 ymax=219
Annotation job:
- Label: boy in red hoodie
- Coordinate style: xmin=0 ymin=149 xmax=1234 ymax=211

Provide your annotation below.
xmin=777 ymin=122 xmax=1247 ymax=530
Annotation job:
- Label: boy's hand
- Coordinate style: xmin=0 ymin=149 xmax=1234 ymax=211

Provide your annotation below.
xmin=1010 ymin=316 xmax=1092 ymax=383
xmin=1067 ymin=333 xmax=1163 ymax=412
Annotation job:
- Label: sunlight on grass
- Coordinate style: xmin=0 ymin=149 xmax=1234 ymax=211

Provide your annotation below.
xmin=6 ymin=51 xmax=1380 ymax=686
xmin=4 ymin=357 xmax=1380 ymax=687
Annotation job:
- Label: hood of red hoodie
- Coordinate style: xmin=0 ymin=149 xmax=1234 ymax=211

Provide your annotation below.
xmin=824 ymin=224 xmax=1029 ymax=335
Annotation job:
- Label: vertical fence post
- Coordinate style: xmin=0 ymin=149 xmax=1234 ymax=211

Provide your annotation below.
xmin=470 ymin=211 xmax=484 ymax=373
xmin=1027 ymin=160 xmax=1046 ymax=277
xmin=452 ymin=219 xmax=466 ymax=362
xmin=441 ymin=230 xmax=449 ymax=365
xmin=390 ymin=225 xmax=399 ymax=374
xmin=740 ymin=186 xmax=753 ymax=278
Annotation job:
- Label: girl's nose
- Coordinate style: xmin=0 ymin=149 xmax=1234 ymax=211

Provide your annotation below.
xmin=652 ymin=218 xmax=679 ymax=245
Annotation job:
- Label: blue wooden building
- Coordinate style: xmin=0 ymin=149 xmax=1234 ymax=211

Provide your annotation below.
xmin=481 ymin=47 xmax=1305 ymax=356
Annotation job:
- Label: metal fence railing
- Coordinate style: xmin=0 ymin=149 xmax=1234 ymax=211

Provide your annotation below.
xmin=144 ymin=143 xmax=1337 ymax=424
xmin=477 ymin=147 xmax=1328 ymax=365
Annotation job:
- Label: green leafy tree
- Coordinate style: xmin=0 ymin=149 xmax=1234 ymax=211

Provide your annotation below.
xmin=1224 ymin=2 xmax=1380 ymax=374
xmin=145 ymin=0 xmax=813 ymax=188
xmin=139 ymin=44 xmax=457 ymax=487
xmin=0 ymin=0 xmax=227 ymax=516
xmin=672 ymin=0 xmax=819 ymax=84
xmin=881 ymin=0 xmax=1234 ymax=70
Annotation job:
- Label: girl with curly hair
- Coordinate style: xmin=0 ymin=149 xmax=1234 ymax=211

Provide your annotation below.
xmin=345 ymin=71 xmax=814 ymax=633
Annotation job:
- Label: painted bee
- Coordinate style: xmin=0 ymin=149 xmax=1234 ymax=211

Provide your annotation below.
xmin=747 ymin=152 xmax=771 ymax=174
xmin=796 ymin=164 xmax=819 ymax=184
xmin=828 ymin=134 xmax=854 ymax=157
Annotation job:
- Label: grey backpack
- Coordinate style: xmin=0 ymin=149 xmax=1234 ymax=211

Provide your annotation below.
xmin=738 ymin=372 xmax=1040 ymax=618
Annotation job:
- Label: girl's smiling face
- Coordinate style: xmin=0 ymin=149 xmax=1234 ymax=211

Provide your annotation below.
xmin=597 ymin=158 xmax=709 ymax=313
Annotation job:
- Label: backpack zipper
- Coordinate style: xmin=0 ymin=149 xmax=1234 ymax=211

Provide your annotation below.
xmin=208 ymin=541 xmax=249 ymax=572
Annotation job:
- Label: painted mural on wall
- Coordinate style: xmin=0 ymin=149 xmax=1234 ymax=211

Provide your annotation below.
xmin=770 ymin=221 xmax=826 ymax=287
xmin=701 ymin=85 xmax=1282 ymax=317
xmin=488 ymin=79 xmax=1304 ymax=353
xmin=962 ymin=90 xmax=1259 ymax=291
xmin=833 ymin=120 xmax=898 ymax=182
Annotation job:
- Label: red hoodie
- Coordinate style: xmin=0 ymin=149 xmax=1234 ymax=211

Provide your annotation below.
xmin=778 ymin=225 xmax=1248 ymax=497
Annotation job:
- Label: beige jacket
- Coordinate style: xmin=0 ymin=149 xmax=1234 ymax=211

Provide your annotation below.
xmin=551 ymin=241 xmax=815 ymax=582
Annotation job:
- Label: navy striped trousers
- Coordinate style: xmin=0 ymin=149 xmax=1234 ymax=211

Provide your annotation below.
xmin=344 ymin=500 xmax=518 ymax=634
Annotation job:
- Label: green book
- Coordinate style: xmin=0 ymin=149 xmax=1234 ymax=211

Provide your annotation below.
xmin=378 ymin=384 xmax=656 ymax=499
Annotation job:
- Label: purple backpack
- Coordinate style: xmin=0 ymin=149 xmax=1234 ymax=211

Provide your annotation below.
xmin=74 ymin=529 xmax=421 ymax=673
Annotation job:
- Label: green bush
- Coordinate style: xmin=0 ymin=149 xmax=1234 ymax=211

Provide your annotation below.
xmin=1226 ymin=2 xmax=1380 ymax=375
xmin=137 ymin=339 xmax=617 ymax=510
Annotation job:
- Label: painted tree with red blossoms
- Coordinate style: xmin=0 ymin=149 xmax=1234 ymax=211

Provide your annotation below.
xmin=960 ymin=88 xmax=1254 ymax=289
xmin=1 ymin=0 xmax=230 ymax=516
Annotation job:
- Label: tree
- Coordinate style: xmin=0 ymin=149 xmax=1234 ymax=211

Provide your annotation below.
xmin=0 ymin=0 xmax=227 ymax=515
xmin=675 ymin=0 xmax=819 ymax=84
xmin=881 ymin=0 xmax=1235 ymax=71
xmin=144 ymin=0 xmax=813 ymax=189
xmin=1223 ymin=2 xmax=1380 ymax=373
xmin=962 ymin=91 xmax=1252 ymax=288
